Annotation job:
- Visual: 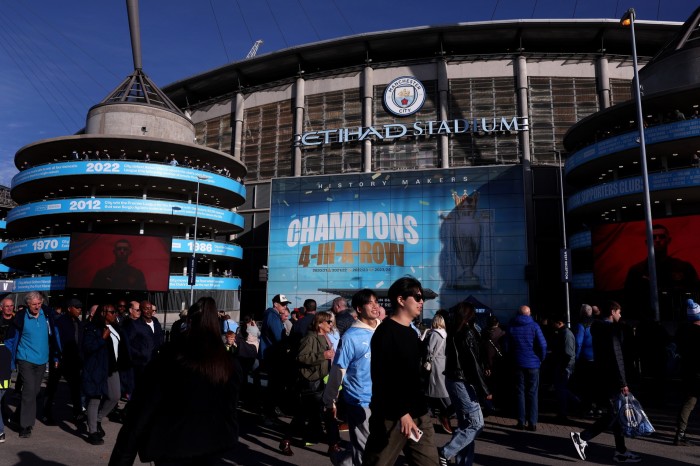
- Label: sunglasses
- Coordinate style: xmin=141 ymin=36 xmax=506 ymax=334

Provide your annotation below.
xmin=404 ymin=292 xmax=424 ymax=302
xmin=105 ymin=310 xmax=117 ymax=314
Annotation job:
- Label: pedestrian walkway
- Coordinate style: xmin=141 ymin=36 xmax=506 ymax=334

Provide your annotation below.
xmin=0 ymin=381 xmax=697 ymax=465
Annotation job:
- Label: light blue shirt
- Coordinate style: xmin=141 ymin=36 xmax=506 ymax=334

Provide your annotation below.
xmin=17 ymin=310 xmax=50 ymax=365
xmin=327 ymin=328 xmax=340 ymax=351
xmin=335 ymin=322 xmax=375 ymax=407
xmin=223 ymin=319 xmax=239 ymax=334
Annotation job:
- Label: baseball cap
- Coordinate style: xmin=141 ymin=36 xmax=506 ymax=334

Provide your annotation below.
xmin=66 ymin=298 xmax=83 ymax=309
xmin=272 ymin=294 xmax=292 ymax=305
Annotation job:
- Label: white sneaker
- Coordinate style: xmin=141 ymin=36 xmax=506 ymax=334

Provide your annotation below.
xmin=613 ymin=450 xmax=641 ymax=463
xmin=570 ymin=432 xmax=587 ymax=460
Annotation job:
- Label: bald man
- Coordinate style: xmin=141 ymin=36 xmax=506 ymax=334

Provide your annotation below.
xmin=507 ymin=305 xmax=547 ymax=431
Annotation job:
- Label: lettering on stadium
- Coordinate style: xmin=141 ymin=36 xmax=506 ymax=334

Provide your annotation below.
xmin=297 ymin=241 xmax=405 ymax=268
xmin=287 ymin=211 xmax=419 ymax=247
xmin=296 ymin=116 xmax=528 ymax=147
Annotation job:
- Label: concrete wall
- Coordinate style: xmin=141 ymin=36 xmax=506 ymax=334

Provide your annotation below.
xmin=86 ymin=104 xmax=195 ymax=143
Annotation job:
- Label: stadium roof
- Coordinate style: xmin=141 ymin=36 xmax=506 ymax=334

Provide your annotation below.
xmin=163 ymin=19 xmax=681 ymax=109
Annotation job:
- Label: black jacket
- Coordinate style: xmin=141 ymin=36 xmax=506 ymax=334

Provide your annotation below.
xmin=590 ymin=319 xmax=627 ymax=396
xmin=109 ymin=341 xmax=239 ymax=465
xmin=444 ymin=324 xmax=490 ymax=398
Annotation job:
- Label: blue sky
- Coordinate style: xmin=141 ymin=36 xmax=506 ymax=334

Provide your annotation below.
xmin=0 ymin=0 xmax=695 ymax=187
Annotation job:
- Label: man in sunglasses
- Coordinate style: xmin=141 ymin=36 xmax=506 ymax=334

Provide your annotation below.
xmin=91 ymin=239 xmax=147 ymax=291
xmin=363 ymin=277 xmax=439 ymax=466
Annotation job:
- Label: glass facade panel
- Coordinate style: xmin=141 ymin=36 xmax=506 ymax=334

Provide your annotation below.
xmin=528 ymin=77 xmax=598 ymax=163
xmin=242 ymin=100 xmax=294 ymax=181
xmin=449 ymin=77 xmax=519 ymax=166
xmin=198 ymin=114 xmax=232 ymax=154
xmin=371 ymin=80 xmax=439 ymax=171
xmin=610 ymin=78 xmax=633 ymax=106
xmin=302 ymin=89 xmax=363 ymax=175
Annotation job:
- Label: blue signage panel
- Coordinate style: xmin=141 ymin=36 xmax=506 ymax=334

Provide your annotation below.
xmin=2 ymin=237 xmax=242 ymax=261
xmin=170 ymin=239 xmax=243 ymax=258
xmin=7 ymin=198 xmax=244 ymax=229
xmin=566 ymin=119 xmax=700 ymax=173
xmin=2 ymin=237 xmax=71 ymax=260
xmin=13 ymin=275 xmax=241 ymax=292
xmin=169 ymin=276 xmax=241 ymax=290
xmin=569 ymin=231 xmax=592 ymax=250
xmin=567 ymin=168 xmax=700 ymax=212
xmin=572 ymin=273 xmax=594 ymax=289
xmin=268 ymin=167 xmax=528 ymax=316
xmin=12 ymin=162 xmax=245 ymax=199
xmin=14 ymin=276 xmax=67 ymax=292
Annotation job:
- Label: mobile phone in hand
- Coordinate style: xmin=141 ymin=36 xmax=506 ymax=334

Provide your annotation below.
xmin=409 ymin=428 xmax=423 ymax=442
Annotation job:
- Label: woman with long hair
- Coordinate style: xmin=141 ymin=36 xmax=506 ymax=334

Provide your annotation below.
xmin=439 ymin=302 xmax=491 ymax=466
xmin=279 ymin=311 xmax=335 ymax=456
xmin=109 ymin=297 xmax=239 ymax=466
xmin=425 ymin=312 xmax=453 ymax=434
xmin=82 ymin=303 xmax=129 ymax=445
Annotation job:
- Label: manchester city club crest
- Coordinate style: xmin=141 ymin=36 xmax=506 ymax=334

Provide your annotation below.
xmin=383 ymin=76 xmax=426 ymax=117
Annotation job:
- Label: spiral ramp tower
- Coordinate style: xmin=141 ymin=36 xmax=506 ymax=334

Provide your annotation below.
xmin=1 ymin=0 xmax=246 ymax=311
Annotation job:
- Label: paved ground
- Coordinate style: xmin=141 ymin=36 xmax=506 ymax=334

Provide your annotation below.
xmin=1 ymin=380 xmax=699 ymax=466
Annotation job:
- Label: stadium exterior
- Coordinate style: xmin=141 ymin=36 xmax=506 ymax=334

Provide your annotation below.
xmin=5 ymin=16 xmax=697 ymax=321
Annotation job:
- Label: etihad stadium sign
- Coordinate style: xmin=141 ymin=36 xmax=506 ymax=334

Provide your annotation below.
xmin=297 ymin=76 xmax=527 ymax=147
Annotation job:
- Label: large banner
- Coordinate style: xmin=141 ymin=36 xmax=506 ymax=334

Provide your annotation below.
xmin=593 ymin=216 xmax=700 ymax=319
xmin=593 ymin=216 xmax=700 ymax=292
xmin=67 ymin=232 xmax=171 ymax=292
xmin=267 ymin=166 xmax=528 ymax=316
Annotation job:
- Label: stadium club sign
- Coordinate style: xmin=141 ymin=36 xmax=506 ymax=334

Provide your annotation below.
xmin=297 ymin=76 xmax=528 ymax=147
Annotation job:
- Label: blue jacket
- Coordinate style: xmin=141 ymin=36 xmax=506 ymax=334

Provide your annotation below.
xmin=507 ymin=314 xmax=547 ymax=369
xmin=5 ymin=307 xmax=57 ymax=370
xmin=260 ymin=307 xmax=283 ymax=360
xmin=575 ymin=317 xmax=595 ymax=361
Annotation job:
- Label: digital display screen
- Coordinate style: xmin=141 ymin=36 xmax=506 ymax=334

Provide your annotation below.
xmin=67 ymin=232 xmax=171 ymax=292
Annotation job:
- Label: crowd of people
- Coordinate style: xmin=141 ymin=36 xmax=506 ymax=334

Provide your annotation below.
xmin=0 ymin=284 xmax=698 ymax=466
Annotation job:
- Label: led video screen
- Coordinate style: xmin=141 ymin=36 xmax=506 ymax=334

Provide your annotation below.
xmin=67 ymin=232 xmax=171 ymax=292
xmin=592 ymin=216 xmax=700 ymax=293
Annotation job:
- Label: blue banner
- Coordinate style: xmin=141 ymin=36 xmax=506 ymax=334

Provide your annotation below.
xmin=572 ymin=273 xmax=594 ymax=289
xmin=7 ymin=198 xmax=244 ymax=229
xmin=569 ymin=231 xmax=592 ymax=250
xmin=566 ymin=119 xmax=700 ymax=173
xmin=12 ymin=161 xmax=245 ymax=199
xmin=13 ymin=276 xmax=67 ymax=292
xmin=2 ymin=237 xmax=71 ymax=260
xmin=170 ymin=239 xmax=243 ymax=258
xmin=567 ymin=168 xmax=700 ymax=211
xmin=2 ymin=237 xmax=242 ymax=261
xmin=13 ymin=275 xmax=241 ymax=292
xmin=169 ymin=276 xmax=241 ymax=290
xmin=268 ymin=166 xmax=528 ymax=316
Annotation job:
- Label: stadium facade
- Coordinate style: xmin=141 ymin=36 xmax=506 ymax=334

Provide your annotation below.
xmin=5 ymin=13 xmax=698 ymax=322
